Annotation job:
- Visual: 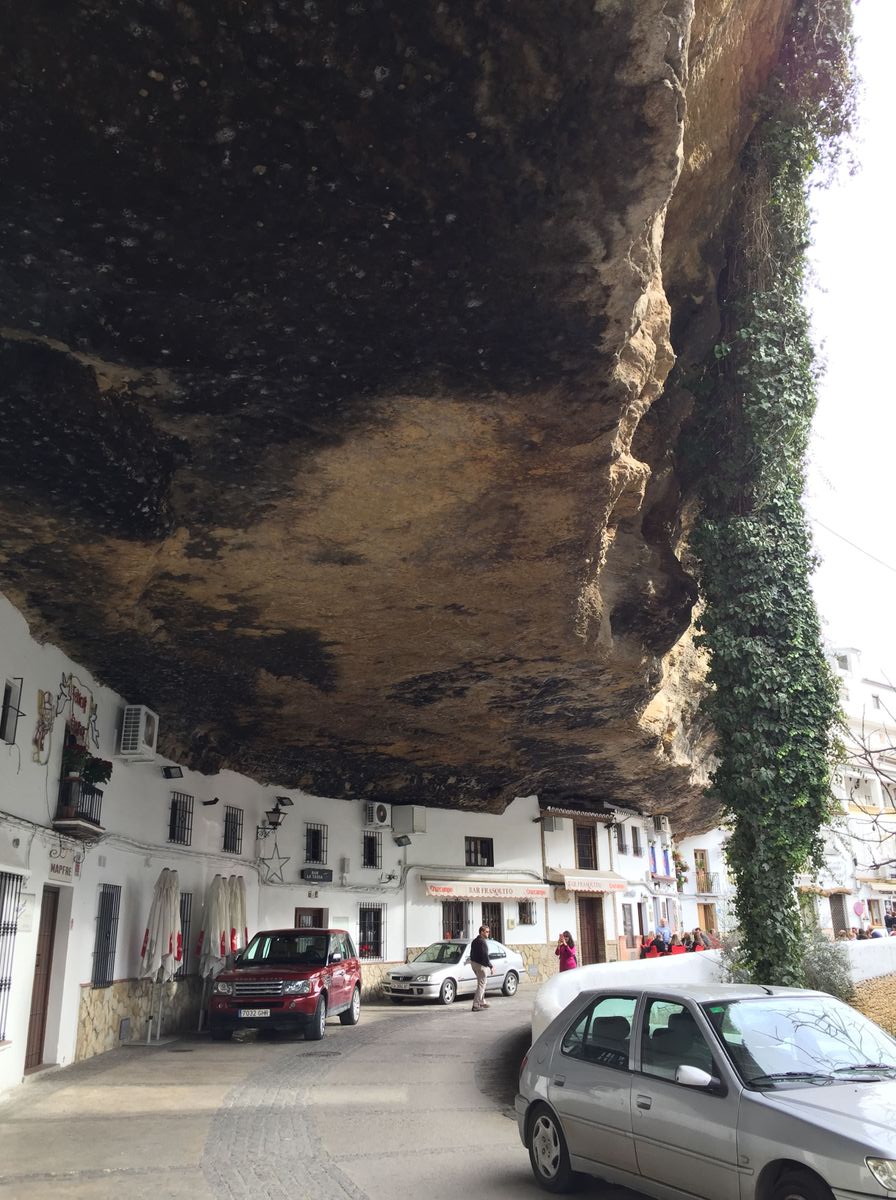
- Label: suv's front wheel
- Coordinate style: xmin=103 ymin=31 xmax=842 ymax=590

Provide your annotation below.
xmin=339 ymin=986 xmax=361 ymax=1025
xmin=305 ymin=995 xmax=327 ymax=1041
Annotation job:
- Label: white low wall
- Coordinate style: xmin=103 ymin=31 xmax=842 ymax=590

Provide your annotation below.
xmin=531 ymin=951 xmax=725 ymax=1042
xmin=530 ymin=940 xmax=896 ymax=1043
xmin=844 ymin=937 xmax=896 ymax=982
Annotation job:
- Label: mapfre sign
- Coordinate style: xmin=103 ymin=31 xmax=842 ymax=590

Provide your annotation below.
xmin=424 ymin=880 xmax=549 ymax=900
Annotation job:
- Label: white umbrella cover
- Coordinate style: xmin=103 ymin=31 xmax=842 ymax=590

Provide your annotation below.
xmin=139 ymin=868 xmax=170 ymax=980
xmin=235 ymin=875 xmax=248 ymax=952
xmin=197 ymin=875 xmax=229 ymax=978
xmin=159 ymin=869 xmax=182 ymax=983
xmin=226 ymin=875 xmax=248 ymax=954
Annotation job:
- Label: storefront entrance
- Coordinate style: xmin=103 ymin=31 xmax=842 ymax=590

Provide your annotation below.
xmin=480 ymin=902 xmax=504 ymax=944
xmin=25 ymin=887 xmax=59 ymax=1071
xmin=829 ymin=892 xmax=849 ymax=936
xmin=576 ymin=895 xmax=606 ymax=965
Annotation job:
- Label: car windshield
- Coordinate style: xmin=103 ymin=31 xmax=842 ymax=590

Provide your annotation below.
xmin=704 ymin=995 xmax=896 ymax=1086
xmin=241 ymin=933 xmax=329 ymax=966
xmin=413 ymin=942 xmax=465 ymax=965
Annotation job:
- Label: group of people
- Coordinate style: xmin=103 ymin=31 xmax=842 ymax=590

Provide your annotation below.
xmin=639 ymin=918 xmax=710 ymax=958
xmin=836 ymin=926 xmax=887 ymax=940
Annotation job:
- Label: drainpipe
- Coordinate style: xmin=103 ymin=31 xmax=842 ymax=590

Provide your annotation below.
xmin=540 ymin=816 xmax=551 ymax=943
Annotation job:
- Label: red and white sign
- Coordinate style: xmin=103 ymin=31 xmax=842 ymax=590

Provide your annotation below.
xmin=562 ymin=872 xmax=627 ymax=894
xmin=424 ymin=879 xmax=549 ymax=901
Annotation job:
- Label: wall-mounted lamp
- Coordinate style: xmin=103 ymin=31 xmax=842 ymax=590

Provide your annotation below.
xmin=161 ymin=766 xmax=183 ymax=780
xmin=393 ymin=834 xmax=411 ymax=848
xmin=274 ymin=795 xmax=294 ymax=807
xmin=257 ymin=799 xmax=289 ymax=840
xmin=201 ymin=796 xmax=220 ymax=807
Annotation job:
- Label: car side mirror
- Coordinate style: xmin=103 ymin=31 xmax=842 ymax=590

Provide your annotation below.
xmin=675 ymin=1065 xmax=716 ymax=1089
xmin=232 ymin=952 xmax=243 ymax=966
xmin=463 ymin=957 xmax=471 ymax=964
xmin=329 ymin=952 xmax=343 ymax=964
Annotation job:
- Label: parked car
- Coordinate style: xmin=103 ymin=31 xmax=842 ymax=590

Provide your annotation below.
xmin=517 ymin=982 xmax=896 ymax=1199
xmin=208 ymin=928 xmax=361 ymax=1041
xmin=383 ymin=937 xmax=524 ymax=1005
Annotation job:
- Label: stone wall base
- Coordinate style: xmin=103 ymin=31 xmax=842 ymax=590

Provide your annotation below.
xmin=76 ymin=976 xmax=204 ymax=1061
xmin=853 ymin=973 xmax=896 ymax=1036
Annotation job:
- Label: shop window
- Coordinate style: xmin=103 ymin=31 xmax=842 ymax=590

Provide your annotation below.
xmin=362 ymin=829 xmax=382 ymax=869
xmin=0 ymin=871 xmax=23 ymax=1038
xmin=575 ymin=824 xmax=597 ymax=870
xmin=465 ymin=836 xmax=494 ymax=867
xmin=168 ymin=792 xmax=194 ymax=846
xmin=223 ymin=806 xmax=243 ymax=854
xmin=92 ymin=884 xmax=121 ymax=988
xmin=518 ymin=899 xmax=537 ymax=926
xmin=305 ymin=822 xmax=328 ymax=864
xmin=359 ymin=903 xmax=386 ymax=960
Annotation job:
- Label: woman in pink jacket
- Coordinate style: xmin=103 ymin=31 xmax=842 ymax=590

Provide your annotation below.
xmin=555 ymin=930 xmax=578 ymax=971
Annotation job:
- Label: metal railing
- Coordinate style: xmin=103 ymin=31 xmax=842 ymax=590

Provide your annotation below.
xmin=695 ymin=870 xmax=720 ymax=894
xmin=55 ymin=779 xmax=104 ymax=826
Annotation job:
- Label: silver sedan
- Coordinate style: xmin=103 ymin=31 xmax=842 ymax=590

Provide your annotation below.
xmin=383 ymin=938 xmax=524 ymax=1005
xmin=517 ymin=982 xmax=896 ymax=1199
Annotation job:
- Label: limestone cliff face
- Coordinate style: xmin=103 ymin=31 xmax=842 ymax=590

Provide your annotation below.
xmin=0 ymin=0 xmax=790 ymax=828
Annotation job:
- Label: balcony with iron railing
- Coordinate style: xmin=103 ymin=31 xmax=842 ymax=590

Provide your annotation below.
xmin=53 ymin=778 xmax=106 ymax=841
xmin=695 ymin=870 xmax=720 ymax=895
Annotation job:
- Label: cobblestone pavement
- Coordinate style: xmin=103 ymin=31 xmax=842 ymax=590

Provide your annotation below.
xmin=0 ymin=995 xmax=640 ymax=1200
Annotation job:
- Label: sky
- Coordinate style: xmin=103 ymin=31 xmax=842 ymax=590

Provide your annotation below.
xmin=805 ymin=0 xmax=896 ymax=678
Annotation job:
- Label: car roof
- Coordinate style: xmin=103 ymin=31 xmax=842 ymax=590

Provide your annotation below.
xmin=251 ymin=928 xmax=347 ymax=937
xmin=574 ymin=983 xmax=825 ymax=1004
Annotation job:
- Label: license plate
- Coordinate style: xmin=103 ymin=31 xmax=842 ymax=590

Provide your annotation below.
xmin=391 ymin=982 xmax=409 ymax=991
xmin=238 ymin=1008 xmax=270 ymax=1018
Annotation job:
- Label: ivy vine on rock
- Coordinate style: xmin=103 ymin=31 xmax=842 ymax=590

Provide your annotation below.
xmin=684 ymin=0 xmax=855 ymax=985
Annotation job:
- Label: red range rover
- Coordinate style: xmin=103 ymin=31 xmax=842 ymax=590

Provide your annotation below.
xmin=208 ymin=928 xmax=362 ymax=1041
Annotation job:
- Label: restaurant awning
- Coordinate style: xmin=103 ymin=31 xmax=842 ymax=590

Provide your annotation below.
xmin=546 ymin=868 xmax=628 ymax=894
xmin=422 ymin=877 xmax=549 ymax=900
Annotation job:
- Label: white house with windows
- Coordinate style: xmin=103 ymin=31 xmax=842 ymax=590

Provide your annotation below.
xmin=675 ymin=826 xmax=735 ymax=938
xmin=799 ymin=647 xmax=896 ymax=935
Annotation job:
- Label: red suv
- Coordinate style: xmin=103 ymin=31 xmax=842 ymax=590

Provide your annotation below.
xmin=208 ymin=928 xmax=362 ymax=1041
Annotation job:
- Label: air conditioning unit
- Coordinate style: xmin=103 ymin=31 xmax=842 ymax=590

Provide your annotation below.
xmin=117 ymin=705 xmax=159 ymax=760
xmin=392 ymin=804 xmax=426 ymax=835
xmin=542 ymin=815 xmax=566 ymax=833
xmin=365 ymin=802 xmax=391 ymax=829
xmin=652 ymin=814 xmax=671 ymax=836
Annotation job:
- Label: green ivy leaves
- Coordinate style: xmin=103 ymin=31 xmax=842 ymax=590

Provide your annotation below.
xmin=687 ymin=0 xmax=855 ymax=986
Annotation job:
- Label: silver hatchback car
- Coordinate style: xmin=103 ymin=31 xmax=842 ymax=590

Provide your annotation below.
xmin=517 ymin=983 xmax=896 ymax=1199
xmin=383 ymin=938 xmax=524 ymax=1005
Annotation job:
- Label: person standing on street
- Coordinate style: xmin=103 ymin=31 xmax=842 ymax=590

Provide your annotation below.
xmin=657 ymin=917 xmax=672 ymax=952
xmin=555 ymin=931 xmax=578 ymax=971
xmin=470 ymin=924 xmax=494 ymax=1011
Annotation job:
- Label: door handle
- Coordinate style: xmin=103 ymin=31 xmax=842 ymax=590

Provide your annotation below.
xmin=553 ymin=1075 xmax=566 ymax=1087
xmin=636 ymin=1095 xmax=652 ymax=1110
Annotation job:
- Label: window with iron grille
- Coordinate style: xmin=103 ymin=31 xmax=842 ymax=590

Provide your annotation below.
xmin=631 ymin=826 xmax=642 ymax=857
xmin=574 ymin=824 xmax=597 ymax=871
xmin=0 ymin=677 xmax=23 ymax=744
xmin=518 ymin=899 xmax=537 ymax=926
xmin=362 ymin=829 xmax=382 ymax=869
xmin=441 ymin=900 xmax=470 ymax=940
xmin=92 ymin=883 xmax=121 ymax=988
xmin=175 ymin=892 xmax=192 ymax=979
xmin=305 ymin=822 xmax=328 ymax=864
xmin=168 ymin=792 xmax=194 ymax=846
xmin=615 ymin=823 xmax=628 ymax=855
xmin=464 ymin=836 xmax=494 ymax=867
xmin=223 ymin=806 xmax=243 ymax=854
xmin=0 ymin=871 xmax=23 ymax=1039
xmin=358 ymin=903 xmax=386 ymax=960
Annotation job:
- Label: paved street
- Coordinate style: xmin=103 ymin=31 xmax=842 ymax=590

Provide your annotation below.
xmin=0 ymin=995 xmax=641 ymax=1200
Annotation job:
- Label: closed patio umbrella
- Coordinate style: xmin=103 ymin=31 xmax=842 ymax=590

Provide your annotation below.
xmin=226 ymin=874 xmax=248 ymax=955
xmin=139 ymin=868 xmax=182 ymax=1039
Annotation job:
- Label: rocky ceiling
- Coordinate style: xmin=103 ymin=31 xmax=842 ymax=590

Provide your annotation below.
xmin=0 ymin=0 xmax=791 ymax=826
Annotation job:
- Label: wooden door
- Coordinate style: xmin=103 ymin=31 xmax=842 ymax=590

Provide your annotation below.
xmin=480 ymin=902 xmax=504 ymax=944
xmin=25 ymin=887 xmax=59 ymax=1071
xmin=576 ymin=895 xmax=606 ymax=965
xmin=294 ymin=907 xmax=325 ymax=928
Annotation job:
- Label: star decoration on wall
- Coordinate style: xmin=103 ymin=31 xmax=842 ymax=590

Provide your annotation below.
xmin=258 ymin=839 xmax=291 ymax=884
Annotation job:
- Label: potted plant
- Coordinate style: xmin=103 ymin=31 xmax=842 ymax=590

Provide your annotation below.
xmin=673 ymin=850 xmax=689 ymax=892
xmin=81 ymin=755 xmax=113 ymax=789
xmin=60 ymin=741 xmax=89 ymax=781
